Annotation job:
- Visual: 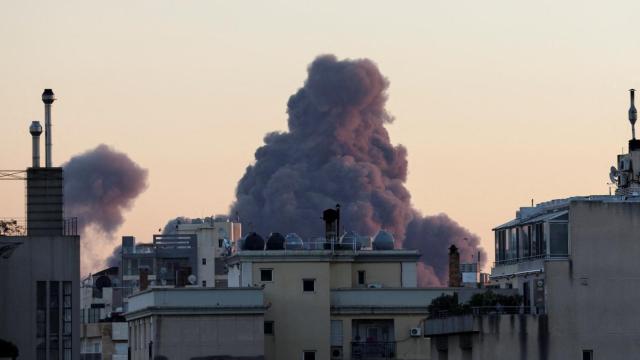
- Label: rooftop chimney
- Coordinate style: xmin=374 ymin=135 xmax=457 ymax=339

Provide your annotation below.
xmin=448 ymin=244 xmax=461 ymax=287
xmin=42 ymin=89 xmax=56 ymax=167
xmin=29 ymin=121 xmax=42 ymax=168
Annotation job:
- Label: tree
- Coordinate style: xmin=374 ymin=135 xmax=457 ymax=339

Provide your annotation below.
xmin=0 ymin=219 xmax=24 ymax=236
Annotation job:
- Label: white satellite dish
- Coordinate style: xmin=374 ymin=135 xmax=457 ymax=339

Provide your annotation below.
xmin=188 ymin=274 xmax=197 ymax=285
xmin=610 ymin=166 xmax=619 ymax=183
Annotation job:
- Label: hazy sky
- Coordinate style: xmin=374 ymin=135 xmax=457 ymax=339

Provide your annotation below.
xmin=2 ymin=1 xmax=638 ymax=270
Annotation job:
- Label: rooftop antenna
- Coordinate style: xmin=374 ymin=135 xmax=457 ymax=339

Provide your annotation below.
xmin=630 ymin=89 xmax=637 ymax=140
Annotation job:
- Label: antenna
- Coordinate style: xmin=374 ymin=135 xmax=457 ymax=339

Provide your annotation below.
xmin=630 ymin=89 xmax=637 ymax=140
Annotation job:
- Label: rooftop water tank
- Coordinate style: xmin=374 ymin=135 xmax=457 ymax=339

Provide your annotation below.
xmin=284 ymin=233 xmax=304 ymax=250
xmin=266 ymin=232 xmax=286 ymax=250
xmin=372 ymin=230 xmax=395 ymax=250
xmin=242 ymin=232 xmax=265 ymax=250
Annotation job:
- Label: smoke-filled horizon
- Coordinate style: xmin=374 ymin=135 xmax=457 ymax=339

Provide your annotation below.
xmin=231 ymin=55 xmax=485 ymax=285
xmin=64 ymin=144 xmax=148 ymax=273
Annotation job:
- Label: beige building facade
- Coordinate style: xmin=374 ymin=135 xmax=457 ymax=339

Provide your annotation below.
xmin=227 ymin=249 xmax=444 ymax=360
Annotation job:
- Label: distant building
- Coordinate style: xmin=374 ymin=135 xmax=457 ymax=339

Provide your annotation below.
xmin=0 ymin=90 xmax=80 ymax=360
xmin=80 ymin=267 xmax=127 ymax=360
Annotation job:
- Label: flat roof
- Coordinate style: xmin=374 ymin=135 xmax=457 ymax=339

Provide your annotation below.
xmin=225 ymin=249 xmax=421 ymax=264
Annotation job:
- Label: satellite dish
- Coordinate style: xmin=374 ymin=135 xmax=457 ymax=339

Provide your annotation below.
xmin=610 ymin=166 xmax=619 ymax=183
xmin=188 ymin=274 xmax=197 ymax=285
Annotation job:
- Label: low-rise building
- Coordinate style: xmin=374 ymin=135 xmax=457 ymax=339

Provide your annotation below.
xmin=124 ymin=288 xmax=265 ymax=360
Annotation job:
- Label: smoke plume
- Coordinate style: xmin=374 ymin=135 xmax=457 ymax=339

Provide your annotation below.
xmin=231 ymin=55 xmax=485 ymax=285
xmin=64 ymin=144 xmax=148 ymax=271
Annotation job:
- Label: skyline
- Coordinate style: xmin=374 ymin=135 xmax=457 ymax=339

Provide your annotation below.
xmin=3 ymin=1 xmax=640 ymax=272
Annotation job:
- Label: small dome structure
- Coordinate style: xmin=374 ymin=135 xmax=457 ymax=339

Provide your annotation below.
xmin=266 ymin=232 xmax=286 ymax=250
xmin=284 ymin=233 xmax=304 ymax=250
xmin=372 ymin=230 xmax=395 ymax=250
xmin=242 ymin=232 xmax=265 ymax=250
xmin=340 ymin=231 xmax=363 ymax=250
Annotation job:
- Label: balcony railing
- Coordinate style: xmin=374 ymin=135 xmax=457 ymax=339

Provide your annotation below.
xmin=351 ymin=341 xmax=396 ymax=359
xmin=494 ymin=253 xmax=568 ymax=266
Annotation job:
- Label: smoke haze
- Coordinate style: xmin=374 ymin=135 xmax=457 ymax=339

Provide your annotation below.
xmin=231 ymin=55 xmax=485 ymax=285
xmin=64 ymin=144 xmax=148 ymax=272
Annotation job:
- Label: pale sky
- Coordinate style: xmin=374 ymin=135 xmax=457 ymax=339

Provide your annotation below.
xmin=2 ymin=1 xmax=639 ymax=270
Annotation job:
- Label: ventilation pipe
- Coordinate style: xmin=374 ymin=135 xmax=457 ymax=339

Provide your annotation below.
xmin=42 ymin=89 xmax=56 ymax=167
xmin=29 ymin=121 xmax=42 ymax=168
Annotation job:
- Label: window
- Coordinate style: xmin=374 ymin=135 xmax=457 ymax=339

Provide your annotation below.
xmin=583 ymin=350 xmax=593 ymax=360
xmin=357 ymin=271 xmax=366 ymax=285
xmin=260 ymin=269 xmax=273 ymax=282
xmin=218 ymin=239 xmax=223 ymax=247
xmin=303 ymin=351 xmax=316 ymax=360
xmin=303 ymin=279 xmax=315 ymax=292
xmin=202 ymin=281 xmax=207 ymax=287
xmin=264 ymin=321 xmax=274 ymax=335
xmin=63 ymin=281 xmax=72 ymax=360
xmin=202 ymin=258 xmax=206 ymax=265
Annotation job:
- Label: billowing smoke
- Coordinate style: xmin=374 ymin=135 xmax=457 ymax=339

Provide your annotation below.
xmin=64 ymin=144 xmax=148 ymax=272
xmin=231 ymin=55 xmax=485 ymax=285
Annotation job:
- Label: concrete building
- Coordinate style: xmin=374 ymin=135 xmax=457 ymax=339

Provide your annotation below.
xmin=0 ymin=89 xmax=80 ymax=359
xmin=125 ymin=288 xmax=266 ymax=360
xmin=424 ymin=90 xmax=640 ymax=359
xmin=173 ymin=218 xmax=242 ymax=288
xmin=80 ymin=267 xmax=127 ymax=360
xmin=226 ymin=223 xmax=442 ymax=360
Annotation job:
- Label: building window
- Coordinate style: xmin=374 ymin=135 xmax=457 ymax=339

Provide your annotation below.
xmin=303 ymin=279 xmax=315 ymax=292
xmin=264 ymin=321 xmax=274 ymax=335
xmin=357 ymin=271 xmax=366 ymax=285
xmin=36 ymin=281 xmax=46 ymax=360
xmin=219 ymin=238 xmax=223 ymax=247
xmin=583 ymin=350 xmax=593 ymax=360
xmin=303 ymin=350 xmax=316 ymax=360
xmin=260 ymin=269 xmax=273 ymax=282
xmin=202 ymin=280 xmax=207 ymax=287
xmin=202 ymin=258 xmax=206 ymax=265
xmin=63 ymin=281 xmax=72 ymax=360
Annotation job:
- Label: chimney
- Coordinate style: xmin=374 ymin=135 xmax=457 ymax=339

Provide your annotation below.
xmin=29 ymin=121 xmax=42 ymax=168
xmin=448 ymin=244 xmax=461 ymax=287
xmin=42 ymin=89 xmax=56 ymax=167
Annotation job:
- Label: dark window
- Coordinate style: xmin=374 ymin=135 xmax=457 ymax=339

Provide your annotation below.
xmin=36 ymin=281 xmax=46 ymax=360
xmin=303 ymin=351 xmax=316 ymax=360
xmin=260 ymin=269 xmax=273 ymax=282
xmin=219 ymin=239 xmax=223 ymax=247
xmin=583 ymin=350 xmax=593 ymax=360
xmin=202 ymin=258 xmax=206 ymax=265
xmin=550 ymin=223 xmax=568 ymax=256
xmin=264 ymin=321 xmax=274 ymax=335
xmin=202 ymin=281 xmax=207 ymax=287
xmin=63 ymin=281 xmax=72 ymax=360
xmin=303 ymin=279 xmax=315 ymax=292
xmin=357 ymin=271 xmax=366 ymax=285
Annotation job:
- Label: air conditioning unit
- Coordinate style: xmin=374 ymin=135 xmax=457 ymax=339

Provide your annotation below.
xmin=367 ymin=283 xmax=382 ymax=289
xmin=330 ymin=346 xmax=343 ymax=360
xmin=410 ymin=327 xmax=422 ymax=337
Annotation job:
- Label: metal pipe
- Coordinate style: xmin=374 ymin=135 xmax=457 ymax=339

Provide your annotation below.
xmin=42 ymin=89 xmax=55 ymax=167
xmin=29 ymin=121 xmax=42 ymax=168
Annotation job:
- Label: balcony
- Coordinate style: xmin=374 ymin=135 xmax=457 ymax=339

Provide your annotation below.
xmin=351 ymin=341 xmax=396 ymax=359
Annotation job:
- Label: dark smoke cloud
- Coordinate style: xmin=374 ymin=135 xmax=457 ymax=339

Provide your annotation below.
xmin=64 ymin=144 xmax=149 ymax=234
xmin=105 ymin=245 xmax=122 ymax=268
xmin=231 ymin=55 xmax=485 ymax=285
xmin=64 ymin=144 xmax=148 ymax=272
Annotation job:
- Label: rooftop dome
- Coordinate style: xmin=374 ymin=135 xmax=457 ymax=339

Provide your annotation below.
xmin=266 ymin=232 xmax=286 ymax=250
xmin=372 ymin=230 xmax=395 ymax=250
xmin=242 ymin=232 xmax=265 ymax=250
xmin=284 ymin=233 xmax=304 ymax=250
xmin=340 ymin=230 xmax=364 ymax=250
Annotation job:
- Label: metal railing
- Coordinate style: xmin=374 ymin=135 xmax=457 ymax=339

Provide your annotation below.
xmin=494 ymin=253 xmax=568 ymax=266
xmin=233 ymin=238 xmax=372 ymax=255
xmin=63 ymin=217 xmax=78 ymax=236
xmin=430 ymin=306 xmax=540 ymax=319
xmin=351 ymin=341 xmax=396 ymax=359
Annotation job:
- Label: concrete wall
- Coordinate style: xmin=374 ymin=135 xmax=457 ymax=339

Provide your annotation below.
xmin=131 ymin=314 xmax=263 ymax=360
xmin=429 ymin=315 xmax=548 ymax=360
xmin=542 ymin=201 xmax=640 ymax=359
xmin=351 ymin=262 xmax=402 ymax=287
xmin=253 ymin=261 xmax=331 ymax=360
xmin=0 ymin=235 xmax=80 ymax=360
